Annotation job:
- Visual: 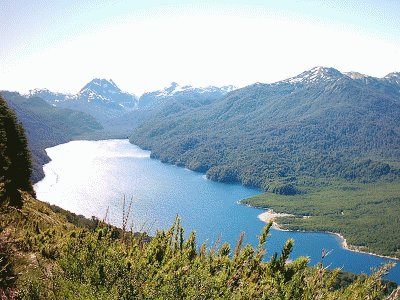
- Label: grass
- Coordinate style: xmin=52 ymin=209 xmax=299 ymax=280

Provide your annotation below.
xmin=0 ymin=194 xmax=75 ymax=288
xmin=241 ymin=180 xmax=400 ymax=258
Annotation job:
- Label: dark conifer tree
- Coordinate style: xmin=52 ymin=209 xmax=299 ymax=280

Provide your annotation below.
xmin=0 ymin=123 xmax=10 ymax=202
xmin=0 ymin=95 xmax=33 ymax=208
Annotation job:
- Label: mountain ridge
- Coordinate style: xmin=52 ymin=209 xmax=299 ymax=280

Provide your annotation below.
xmin=27 ymin=79 xmax=238 ymax=126
xmin=130 ymin=66 xmax=400 ymax=189
xmin=27 ymin=79 xmax=138 ymax=122
xmin=138 ymin=82 xmax=236 ymax=109
xmin=100 ymin=82 xmax=237 ymax=136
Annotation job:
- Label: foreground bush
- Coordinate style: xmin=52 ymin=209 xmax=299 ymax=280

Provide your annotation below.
xmin=19 ymin=217 xmax=394 ymax=299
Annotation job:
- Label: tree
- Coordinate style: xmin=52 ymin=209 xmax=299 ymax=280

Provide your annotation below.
xmin=0 ymin=95 xmax=33 ymax=208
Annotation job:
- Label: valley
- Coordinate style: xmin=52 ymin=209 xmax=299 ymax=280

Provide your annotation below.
xmin=2 ymin=2 xmax=400 ymax=297
xmin=33 ymin=139 xmax=400 ymax=284
xmin=1 ymin=66 xmax=399 ymax=284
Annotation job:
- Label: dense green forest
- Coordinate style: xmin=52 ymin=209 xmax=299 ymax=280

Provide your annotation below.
xmin=1 ymin=92 xmax=103 ymax=182
xmin=130 ymin=69 xmax=400 ymax=191
xmin=1 ymin=96 xmax=398 ymax=298
xmin=242 ymin=180 xmax=400 ymax=258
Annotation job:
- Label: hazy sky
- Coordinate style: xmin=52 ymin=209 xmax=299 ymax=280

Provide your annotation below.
xmin=1 ymin=0 xmax=400 ymax=95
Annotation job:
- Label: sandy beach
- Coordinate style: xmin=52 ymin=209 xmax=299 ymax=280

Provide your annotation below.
xmin=257 ymin=210 xmax=398 ymax=261
xmin=257 ymin=209 xmax=294 ymax=227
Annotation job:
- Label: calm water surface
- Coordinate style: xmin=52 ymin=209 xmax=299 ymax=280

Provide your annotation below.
xmin=34 ymin=139 xmax=399 ymax=283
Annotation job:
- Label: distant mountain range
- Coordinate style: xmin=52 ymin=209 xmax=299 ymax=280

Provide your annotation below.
xmin=130 ymin=66 xmax=400 ymax=190
xmin=101 ymin=82 xmax=237 ymax=136
xmin=27 ymin=79 xmax=138 ymax=123
xmin=28 ymin=79 xmax=236 ymax=126
xmin=5 ymin=67 xmax=400 ymax=187
xmin=138 ymin=82 xmax=236 ymax=109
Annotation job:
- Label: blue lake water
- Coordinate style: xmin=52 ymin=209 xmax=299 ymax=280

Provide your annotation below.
xmin=34 ymin=139 xmax=399 ymax=283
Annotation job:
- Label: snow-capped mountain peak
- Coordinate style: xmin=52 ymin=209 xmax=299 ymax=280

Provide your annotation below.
xmin=28 ymin=88 xmax=51 ymax=95
xmin=284 ymin=66 xmax=343 ymax=85
xmin=26 ymin=88 xmax=71 ymax=102
xmin=219 ymin=85 xmax=236 ymax=93
xmin=153 ymin=82 xmax=235 ymax=98
xmin=384 ymin=72 xmax=400 ymax=85
xmin=75 ymin=78 xmax=136 ymax=105
xmin=344 ymin=72 xmax=370 ymax=80
xmin=138 ymin=83 xmax=236 ymax=108
xmin=26 ymin=79 xmax=138 ymax=121
xmin=79 ymin=78 xmax=122 ymax=95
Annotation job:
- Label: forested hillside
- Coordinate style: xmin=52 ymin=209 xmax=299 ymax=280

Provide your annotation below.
xmin=1 ymin=92 xmax=103 ymax=182
xmin=131 ymin=67 xmax=400 ymax=191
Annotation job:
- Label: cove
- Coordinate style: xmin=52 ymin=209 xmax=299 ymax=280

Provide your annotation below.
xmin=34 ymin=139 xmax=399 ymax=283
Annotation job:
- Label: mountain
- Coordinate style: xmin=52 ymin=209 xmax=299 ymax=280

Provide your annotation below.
xmin=384 ymin=72 xmax=400 ymax=86
xmin=26 ymin=88 xmax=68 ymax=103
xmin=138 ymin=82 xmax=235 ymax=109
xmin=28 ymin=79 xmax=138 ymax=123
xmin=102 ymin=82 xmax=236 ymax=136
xmin=1 ymin=91 xmax=103 ymax=182
xmin=130 ymin=66 xmax=400 ymax=190
xmin=78 ymin=78 xmax=136 ymax=110
xmin=24 ymin=80 xmax=235 ymax=139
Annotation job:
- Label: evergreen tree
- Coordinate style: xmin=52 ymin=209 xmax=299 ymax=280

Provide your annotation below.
xmin=0 ymin=95 xmax=33 ymax=208
xmin=0 ymin=124 xmax=10 ymax=201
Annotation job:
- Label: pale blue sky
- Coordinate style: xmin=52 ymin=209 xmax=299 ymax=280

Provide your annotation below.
xmin=1 ymin=0 xmax=400 ymax=95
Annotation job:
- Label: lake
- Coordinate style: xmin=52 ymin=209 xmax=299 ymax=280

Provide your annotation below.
xmin=34 ymin=139 xmax=399 ymax=283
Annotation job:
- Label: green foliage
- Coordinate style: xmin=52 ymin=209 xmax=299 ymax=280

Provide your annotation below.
xmin=0 ymin=238 xmax=16 ymax=289
xmin=28 ymin=220 xmax=395 ymax=299
xmin=1 ymin=197 xmax=396 ymax=299
xmin=243 ymin=181 xmax=400 ymax=258
xmin=0 ymin=95 xmax=33 ymax=207
xmin=48 ymin=204 xmax=100 ymax=230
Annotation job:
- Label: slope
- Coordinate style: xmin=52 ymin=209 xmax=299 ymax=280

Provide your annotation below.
xmin=131 ymin=67 xmax=400 ymax=190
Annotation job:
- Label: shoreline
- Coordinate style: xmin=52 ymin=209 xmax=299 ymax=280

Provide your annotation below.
xmin=37 ymin=138 xmax=399 ymax=263
xmin=257 ymin=209 xmax=399 ymax=262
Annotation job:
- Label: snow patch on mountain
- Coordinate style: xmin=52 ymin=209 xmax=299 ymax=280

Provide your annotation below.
xmin=283 ymin=66 xmax=343 ymax=85
xmin=26 ymin=79 xmax=138 ymax=122
xmin=344 ymin=72 xmax=369 ymax=80
xmin=384 ymin=72 xmax=400 ymax=85
xmin=138 ymin=83 xmax=236 ymax=109
xmin=152 ymin=82 xmax=236 ymax=98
